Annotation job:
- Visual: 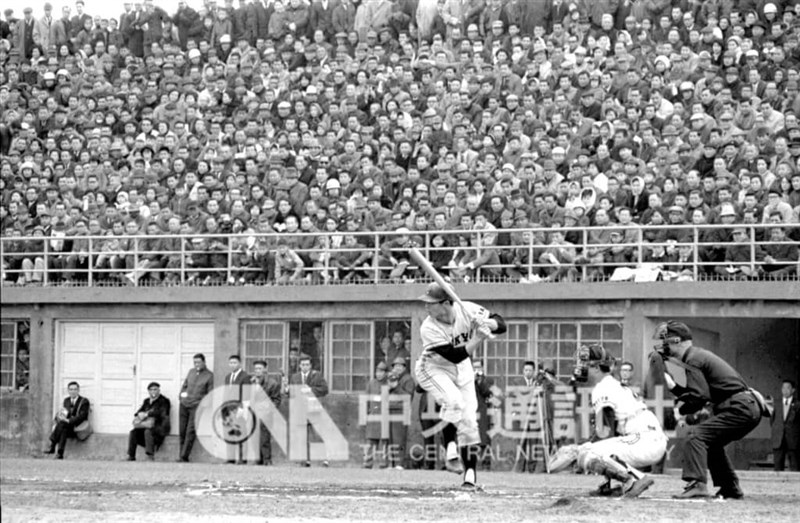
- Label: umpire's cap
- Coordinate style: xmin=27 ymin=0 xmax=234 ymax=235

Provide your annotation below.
xmin=419 ymin=282 xmax=450 ymax=303
xmin=653 ymin=321 xmax=693 ymax=341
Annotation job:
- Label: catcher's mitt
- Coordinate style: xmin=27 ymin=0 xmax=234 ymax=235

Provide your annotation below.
xmin=547 ymin=444 xmax=579 ymax=473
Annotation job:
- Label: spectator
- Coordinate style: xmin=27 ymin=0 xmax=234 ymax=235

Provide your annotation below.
xmin=386 ymin=356 xmax=414 ymax=469
xmin=126 ymin=381 xmax=171 ymax=461
xmin=287 ymin=354 xmax=329 ymax=467
xmin=250 ymin=359 xmax=282 ymax=466
xmin=45 ymin=381 xmax=90 ymax=459
xmin=178 ymin=353 xmax=213 ymax=462
xmin=363 ymin=360 xmax=389 ymax=469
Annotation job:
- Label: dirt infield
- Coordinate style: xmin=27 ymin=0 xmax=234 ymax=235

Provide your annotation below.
xmin=1 ymin=458 xmax=799 ymax=522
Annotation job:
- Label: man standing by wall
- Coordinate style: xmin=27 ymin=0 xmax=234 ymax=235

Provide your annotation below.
xmin=772 ymin=380 xmax=799 ymax=471
xmin=224 ymin=354 xmax=251 ymax=464
xmin=251 ymin=360 xmax=282 ymax=466
xmin=387 ymin=357 xmax=414 ymax=469
xmin=288 ymin=354 xmax=329 ymax=467
xmin=178 ymin=353 xmax=213 ymax=462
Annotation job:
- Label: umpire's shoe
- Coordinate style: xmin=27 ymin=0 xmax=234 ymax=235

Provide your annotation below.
xmin=715 ymin=486 xmax=744 ymax=500
xmin=674 ymin=481 xmax=710 ymax=499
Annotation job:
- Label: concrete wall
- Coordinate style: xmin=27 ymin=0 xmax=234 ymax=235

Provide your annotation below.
xmin=2 ymin=285 xmax=799 ymax=469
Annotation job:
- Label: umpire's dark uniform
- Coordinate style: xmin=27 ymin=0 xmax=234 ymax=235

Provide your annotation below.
xmin=659 ymin=322 xmax=762 ymax=499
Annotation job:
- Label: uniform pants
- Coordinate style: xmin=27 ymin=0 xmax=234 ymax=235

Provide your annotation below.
xmin=179 ymin=405 xmax=198 ymax=460
xmin=415 ymin=357 xmax=480 ymax=447
xmin=682 ymin=392 xmax=761 ymax=487
xmin=583 ymin=430 xmax=668 ymax=469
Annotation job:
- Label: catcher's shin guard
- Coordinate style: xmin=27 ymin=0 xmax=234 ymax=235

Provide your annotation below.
xmin=580 ymin=450 xmax=631 ymax=483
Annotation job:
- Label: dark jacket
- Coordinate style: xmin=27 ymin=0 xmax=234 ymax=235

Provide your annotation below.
xmin=289 ymin=370 xmax=329 ymax=397
xmin=133 ymin=394 xmax=171 ymax=442
xmin=180 ymin=367 xmax=214 ymax=408
xmin=61 ymin=395 xmax=90 ymax=427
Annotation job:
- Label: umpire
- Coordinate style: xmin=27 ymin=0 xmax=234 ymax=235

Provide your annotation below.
xmin=653 ymin=321 xmax=765 ymax=499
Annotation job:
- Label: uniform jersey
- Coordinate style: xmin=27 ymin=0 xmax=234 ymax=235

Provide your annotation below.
xmin=420 ymin=301 xmax=490 ymax=365
xmin=592 ymin=375 xmax=662 ymax=435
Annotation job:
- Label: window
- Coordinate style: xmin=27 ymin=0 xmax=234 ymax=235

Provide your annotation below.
xmin=480 ymin=321 xmax=530 ymax=390
xmin=479 ymin=320 xmax=624 ymax=385
xmin=536 ymin=321 xmax=623 ymax=381
xmin=1 ymin=320 xmax=30 ymax=392
xmin=242 ymin=322 xmax=286 ymax=375
xmin=330 ymin=322 xmax=372 ymax=393
xmin=242 ymin=319 xmax=412 ymax=393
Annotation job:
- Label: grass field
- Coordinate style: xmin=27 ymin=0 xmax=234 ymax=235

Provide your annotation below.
xmin=1 ymin=458 xmax=799 ymax=522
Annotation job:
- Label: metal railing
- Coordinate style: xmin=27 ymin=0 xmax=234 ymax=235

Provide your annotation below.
xmin=1 ymin=224 xmax=797 ymax=287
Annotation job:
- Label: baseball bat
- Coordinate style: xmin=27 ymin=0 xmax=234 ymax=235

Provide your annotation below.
xmin=409 ymin=247 xmax=495 ymax=339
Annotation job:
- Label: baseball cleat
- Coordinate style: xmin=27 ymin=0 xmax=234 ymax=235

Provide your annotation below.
xmin=446 ymin=457 xmax=464 ymax=474
xmin=623 ymin=476 xmax=654 ymax=498
xmin=588 ymin=480 xmax=623 ymax=497
xmin=674 ymin=481 xmax=710 ymax=499
xmin=460 ymin=481 xmax=476 ymax=491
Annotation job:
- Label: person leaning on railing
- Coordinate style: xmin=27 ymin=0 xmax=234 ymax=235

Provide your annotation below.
xmin=538 ymin=226 xmax=578 ymax=283
xmin=714 ymin=226 xmax=767 ymax=281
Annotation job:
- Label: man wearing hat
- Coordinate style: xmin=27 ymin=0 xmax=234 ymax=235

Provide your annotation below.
xmin=127 ymin=381 xmax=171 ymax=461
xmin=415 ymin=282 xmax=507 ymax=489
xmin=652 ymin=321 xmax=767 ymax=499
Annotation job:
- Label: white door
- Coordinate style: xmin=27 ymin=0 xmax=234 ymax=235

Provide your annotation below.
xmin=58 ymin=322 xmax=214 ymax=435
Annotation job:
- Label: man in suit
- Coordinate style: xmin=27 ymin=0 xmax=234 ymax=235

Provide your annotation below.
xmin=17 ymin=7 xmax=37 ymax=59
xmin=773 ymin=380 xmax=800 ymax=471
xmin=509 ymin=361 xmax=554 ymax=473
xmin=45 ymin=381 xmax=90 ymax=459
xmin=224 ymin=354 xmax=251 ymax=464
xmin=33 ymin=3 xmax=56 ymax=51
xmin=250 ymin=360 xmax=282 ymax=465
xmin=287 ymin=354 xmax=329 ymax=466
xmin=127 ymin=382 xmax=171 ymax=461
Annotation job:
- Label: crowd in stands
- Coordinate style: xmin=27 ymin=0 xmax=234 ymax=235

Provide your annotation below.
xmin=1 ymin=0 xmax=799 ymax=287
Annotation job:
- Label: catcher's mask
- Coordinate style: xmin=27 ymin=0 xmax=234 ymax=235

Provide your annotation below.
xmin=572 ymin=344 xmax=613 ymax=383
xmin=652 ymin=321 xmax=686 ymax=358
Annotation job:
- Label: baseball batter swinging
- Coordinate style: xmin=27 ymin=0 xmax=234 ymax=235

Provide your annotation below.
xmin=570 ymin=344 xmax=667 ymax=498
xmin=415 ymin=282 xmax=507 ymax=489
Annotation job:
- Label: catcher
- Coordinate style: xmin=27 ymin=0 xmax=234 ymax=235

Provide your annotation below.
xmin=549 ymin=344 xmax=667 ymax=498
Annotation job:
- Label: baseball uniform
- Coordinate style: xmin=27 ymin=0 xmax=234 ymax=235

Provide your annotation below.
xmin=580 ymin=375 xmax=668 ymax=469
xmin=415 ymin=301 xmax=490 ymax=447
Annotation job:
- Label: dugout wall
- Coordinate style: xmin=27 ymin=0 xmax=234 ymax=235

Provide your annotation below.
xmin=1 ymin=281 xmax=798 ymax=469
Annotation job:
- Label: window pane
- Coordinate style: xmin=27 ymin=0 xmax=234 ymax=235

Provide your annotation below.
xmin=245 ymin=324 xmax=263 ymax=340
xmin=582 ymin=323 xmax=601 ymax=340
xmin=333 ymin=324 xmax=349 ymax=339
xmin=561 ymin=324 xmax=577 ymax=341
xmin=603 ymin=323 xmax=622 ymax=340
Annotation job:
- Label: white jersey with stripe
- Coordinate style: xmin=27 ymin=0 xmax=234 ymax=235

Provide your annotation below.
xmin=591 ymin=375 xmax=662 ymax=435
xmin=420 ymin=301 xmax=489 ymax=362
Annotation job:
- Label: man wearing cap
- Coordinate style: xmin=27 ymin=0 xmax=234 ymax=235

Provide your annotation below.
xmin=415 ymin=282 xmax=507 ymax=489
xmin=652 ymin=321 xmax=766 ymax=499
xmin=127 ymin=381 xmax=171 ymax=461
xmin=17 ymin=7 xmax=36 ymax=59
